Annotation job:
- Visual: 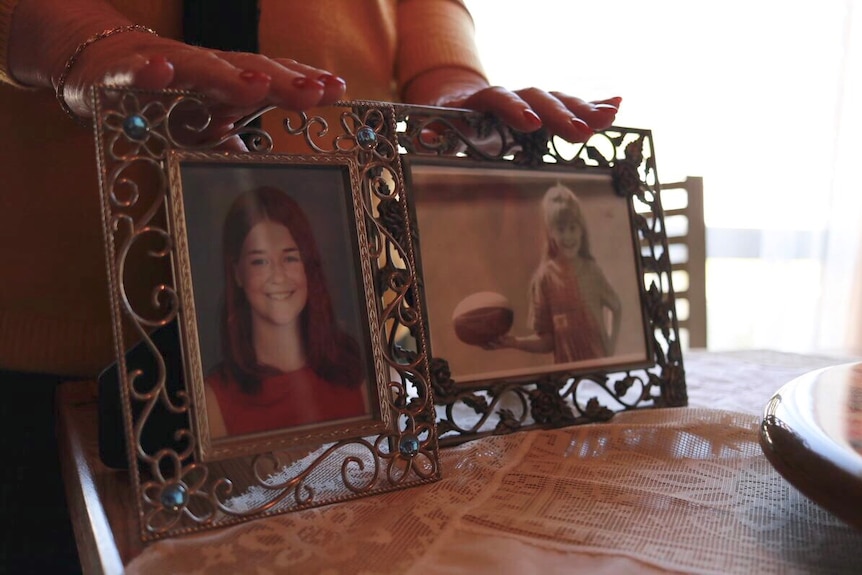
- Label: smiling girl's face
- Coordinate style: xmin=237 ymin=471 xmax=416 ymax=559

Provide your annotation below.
xmin=550 ymin=211 xmax=584 ymax=261
xmin=234 ymin=219 xmax=308 ymax=328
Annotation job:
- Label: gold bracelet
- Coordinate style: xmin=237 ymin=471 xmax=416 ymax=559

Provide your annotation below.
xmin=56 ymin=24 xmax=159 ymax=125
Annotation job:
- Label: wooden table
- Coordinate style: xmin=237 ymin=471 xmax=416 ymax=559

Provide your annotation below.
xmin=58 ymin=350 xmax=862 ymax=574
xmin=58 ymin=380 xmax=139 ymax=575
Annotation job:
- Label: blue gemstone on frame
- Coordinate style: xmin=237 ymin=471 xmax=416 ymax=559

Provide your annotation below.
xmin=356 ymin=126 xmax=377 ymax=148
xmin=160 ymin=483 xmax=188 ymax=510
xmin=399 ymin=435 xmax=420 ymax=457
xmin=122 ymin=114 xmax=149 ymax=140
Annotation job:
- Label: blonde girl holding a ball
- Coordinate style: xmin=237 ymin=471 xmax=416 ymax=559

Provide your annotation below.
xmin=489 ymin=184 xmax=621 ymax=363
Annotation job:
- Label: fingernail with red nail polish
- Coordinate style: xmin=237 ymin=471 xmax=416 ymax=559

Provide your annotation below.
xmin=571 ymin=117 xmax=594 ymax=136
xmin=239 ymin=70 xmax=271 ymax=84
xmin=318 ymin=73 xmax=346 ymax=87
xmin=607 ymin=96 xmax=623 ymax=107
xmin=148 ymin=55 xmax=169 ymax=66
xmin=293 ymin=77 xmax=325 ymax=90
xmin=593 ymin=104 xmax=618 ymax=113
xmin=523 ymin=109 xmax=542 ymax=129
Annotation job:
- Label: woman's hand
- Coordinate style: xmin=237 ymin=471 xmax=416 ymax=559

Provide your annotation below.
xmin=61 ymin=34 xmax=347 ymax=121
xmin=61 ymin=34 xmax=347 ymax=147
xmin=6 ymin=0 xmax=346 ymax=140
xmin=403 ymin=68 xmax=620 ymax=143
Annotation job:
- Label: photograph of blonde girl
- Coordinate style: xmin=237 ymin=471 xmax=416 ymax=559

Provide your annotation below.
xmin=411 ymin=165 xmax=648 ymax=384
xmin=204 ymin=186 xmax=368 ymax=438
xmin=487 ymin=183 xmax=621 ymax=362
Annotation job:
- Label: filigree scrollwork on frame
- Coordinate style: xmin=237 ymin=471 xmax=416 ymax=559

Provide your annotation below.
xmin=394 ymin=104 xmax=687 ymax=446
xmin=93 ymin=88 xmax=438 ymax=541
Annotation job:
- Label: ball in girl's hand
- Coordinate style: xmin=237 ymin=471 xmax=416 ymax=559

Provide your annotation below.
xmin=452 ymin=291 xmax=514 ymax=346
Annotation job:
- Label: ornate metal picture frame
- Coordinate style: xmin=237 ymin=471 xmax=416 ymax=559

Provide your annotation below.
xmin=393 ymin=106 xmax=687 ymax=445
xmin=92 ymin=88 xmax=439 ymax=540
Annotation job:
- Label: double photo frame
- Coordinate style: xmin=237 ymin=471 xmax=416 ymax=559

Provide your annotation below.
xmin=92 ymin=88 xmax=686 ymax=541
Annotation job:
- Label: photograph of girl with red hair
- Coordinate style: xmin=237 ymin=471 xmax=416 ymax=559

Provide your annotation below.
xmin=204 ymin=186 xmax=368 ymax=439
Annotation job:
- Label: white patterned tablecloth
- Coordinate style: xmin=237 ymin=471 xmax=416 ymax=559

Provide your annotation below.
xmin=126 ymin=350 xmax=862 ymax=575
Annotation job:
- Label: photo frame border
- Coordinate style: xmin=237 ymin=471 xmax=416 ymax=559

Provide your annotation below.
xmin=405 ymin=158 xmax=654 ymax=386
xmin=166 ymin=152 xmax=392 ymax=462
xmin=92 ymin=87 xmax=440 ymax=541
xmin=391 ymin=105 xmax=688 ymax=445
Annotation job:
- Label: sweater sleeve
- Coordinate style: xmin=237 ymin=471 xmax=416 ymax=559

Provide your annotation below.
xmin=0 ymin=0 xmax=26 ymax=86
xmin=396 ymin=0 xmax=487 ymax=95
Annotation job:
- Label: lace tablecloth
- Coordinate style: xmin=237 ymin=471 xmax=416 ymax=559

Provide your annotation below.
xmin=125 ymin=350 xmax=862 ymax=574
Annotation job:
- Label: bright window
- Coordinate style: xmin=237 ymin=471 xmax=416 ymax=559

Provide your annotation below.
xmin=466 ymin=0 xmax=862 ymax=353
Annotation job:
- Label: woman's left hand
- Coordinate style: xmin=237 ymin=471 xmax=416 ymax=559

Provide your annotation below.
xmin=403 ymin=68 xmax=620 ymax=143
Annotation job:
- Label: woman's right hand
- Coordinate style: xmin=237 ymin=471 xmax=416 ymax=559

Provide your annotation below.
xmin=61 ymin=33 xmax=347 ymax=122
xmin=6 ymin=0 xmax=346 ymax=139
xmin=62 ymin=34 xmax=347 ymax=147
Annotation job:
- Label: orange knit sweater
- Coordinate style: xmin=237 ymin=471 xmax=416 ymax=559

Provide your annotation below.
xmin=0 ymin=0 xmax=485 ymax=376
